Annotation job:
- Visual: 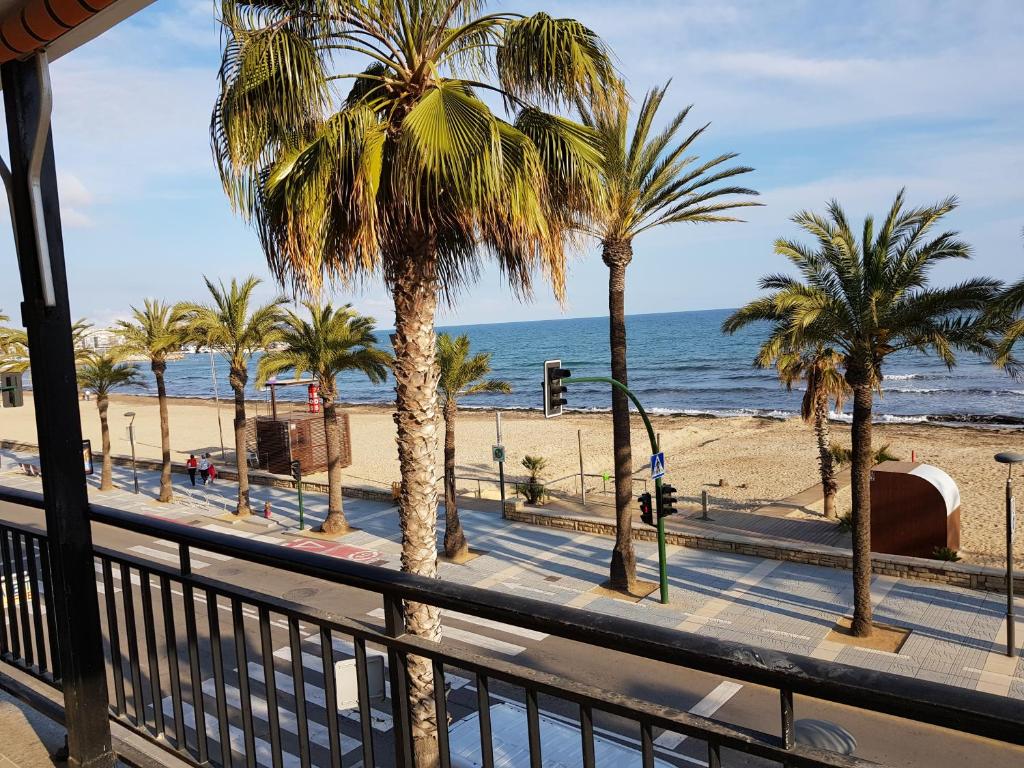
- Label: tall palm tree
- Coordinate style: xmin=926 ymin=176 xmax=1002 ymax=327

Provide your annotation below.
xmin=775 ymin=346 xmax=848 ymax=518
xmin=257 ymin=302 xmax=390 ymax=534
xmin=115 ymin=300 xmax=188 ymax=503
xmin=437 ymin=333 xmax=510 ymax=560
xmin=212 ymin=2 xmax=613 ymax=754
xmin=723 ymin=191 xmax=999 ymax=637
xmin=1 ymin=316 xmax=91 ymax=372
xmin=578 ymin=83 xmax=760 ymax=592
xmin=76 ymin=352 xmax=141 ymax=491
xmin=183 ymin=276 xmax=286 ymax=516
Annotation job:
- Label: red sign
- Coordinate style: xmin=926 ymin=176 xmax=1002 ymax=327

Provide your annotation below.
xmin=282 ymin=538 xmax=384 ymax=564
xmin=307 ymin=383 xmax=321 ymax=413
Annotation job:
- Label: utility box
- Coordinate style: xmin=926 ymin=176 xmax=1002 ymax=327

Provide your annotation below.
xmin=334 ymin=653 xmax=386 ymax=710
xmin=253 ymin=412 xmax=351 ymax=476
xmin=870 ymin=461 xmax=961 ymax=558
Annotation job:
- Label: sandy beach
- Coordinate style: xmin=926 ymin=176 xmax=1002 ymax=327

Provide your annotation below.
xmin=2 ymin=391 xmax=1022 ymax=568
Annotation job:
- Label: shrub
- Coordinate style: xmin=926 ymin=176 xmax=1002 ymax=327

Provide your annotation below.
xmin=836 ymin=510 xmax=854 ymax=533
xmin=829 ymin=442 xmax=901 ymax=467
xmin=519 ymin=455 xmax=548 ymax=505
xmin=932 ymin=546 xmax=961 ymax=562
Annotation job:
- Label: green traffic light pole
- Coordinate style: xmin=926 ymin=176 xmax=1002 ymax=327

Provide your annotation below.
xmin=563 ymin=375 xmax=670 ymax=604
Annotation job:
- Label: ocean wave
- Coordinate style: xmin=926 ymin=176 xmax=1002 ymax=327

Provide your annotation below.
xmin=884 ymin=386 xmax=1024 ymax=397
xmin=883 ymin=373 xmax=921 ymax=381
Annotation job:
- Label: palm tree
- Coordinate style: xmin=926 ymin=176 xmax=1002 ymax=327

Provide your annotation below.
xmin=773 ymin=346 xmax=849 ymax=518
xmin=257 ymin=302 xmax=390 ymax=534
xmin=1 ymin=316 xmax=91 ymax=372
xmin=578 ymin=83 xmax=760 ymax=592
xmin=183 ymin=276 xmax=286 ymax=516
xmin=995 ymin=278 xmax=1024 ymax=367
xmin=212 ymin=2 xmax=613 ymax=754
xmin=76 ymin=352 xmax=141 ymax=491
xmin=437 ymin=333 xmax=510 ymax=560
xmin=723 ymin=191 xmax=999 ymax=637
xmin=115 ymin=300 xmax=188 ymax=503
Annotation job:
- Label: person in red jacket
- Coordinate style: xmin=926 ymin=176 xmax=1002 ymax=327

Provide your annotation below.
xmin=186 ymin=454 xmax=198 ymax=486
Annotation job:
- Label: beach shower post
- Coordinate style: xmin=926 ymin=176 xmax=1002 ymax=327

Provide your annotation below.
xmin=291 ymin=460 xmax=305 ymax=531
xmin=124 ymin=411 xmax=139 ymax=494
xmin=995 ymin=451 xmax=1023 ymax=657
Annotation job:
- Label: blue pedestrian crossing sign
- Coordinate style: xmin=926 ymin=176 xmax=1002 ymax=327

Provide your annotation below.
xmin=650 ymin=452 xmax=666 ymax=479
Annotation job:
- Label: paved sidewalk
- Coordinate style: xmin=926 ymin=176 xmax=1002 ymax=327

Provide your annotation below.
xmin=2 ymin=449 xmax=1022 ymax=701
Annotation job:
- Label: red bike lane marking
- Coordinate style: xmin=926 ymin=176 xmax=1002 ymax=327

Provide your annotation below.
xmin=282 ymin=538 xmax=385 ymax=564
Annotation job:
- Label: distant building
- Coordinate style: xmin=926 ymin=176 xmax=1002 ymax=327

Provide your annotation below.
xmin=81 ymin=328 xmax=122 ymax=352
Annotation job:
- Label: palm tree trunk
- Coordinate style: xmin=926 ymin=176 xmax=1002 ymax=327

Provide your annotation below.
xmin=849 ymin=379 xmax=874 ymax=637
xmin=154 ymin=361 xmax=173 ymax=503
xmin=603 ymin=239 xmax=637 ymax=593
xmin=443 ymin=399 xmax=468 ymax=560
xmin=391 ymin=248 xmax=442 ymax=765
xmin=230 ymin=367 xmax=251 ymax=516
xmin=98 ymin=395 xmax=113 ymax=491
xmin=813 ymin=390 xmax=837 ymax=519
xmin=321 ymin=391 xmax=349 ymax=535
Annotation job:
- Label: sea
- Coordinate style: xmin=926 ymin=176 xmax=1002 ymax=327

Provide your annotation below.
xmin=97 ymin=309 xmax=1024 ymax=428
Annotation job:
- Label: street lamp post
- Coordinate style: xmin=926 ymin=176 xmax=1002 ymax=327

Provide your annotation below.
xmin=208 ymin=347 xmax=227 ymax=460
xmin=124 ymin=411 xmax=139 ymax=494
xmin=995 ymin=451 xmax=1023 ymax=658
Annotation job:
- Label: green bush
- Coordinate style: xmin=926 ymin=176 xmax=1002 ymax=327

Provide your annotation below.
xmin=829 ymin=442 xmax=901 ymax=467
xmin=519 ymin=455 xmax=548 ymax=505
xmin=836 ymin=510 xmax=854 ymax=533
xmin=932 ymin=546 xmax=961 ymax=562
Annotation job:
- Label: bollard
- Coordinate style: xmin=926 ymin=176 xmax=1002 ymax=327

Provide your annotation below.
xmin=263 ymin=499 xmax=272 ymax=519
xmin=701 ymin=490 xmax=710 ymax=521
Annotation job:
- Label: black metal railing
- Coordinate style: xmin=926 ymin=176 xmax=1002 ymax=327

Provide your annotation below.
xmin=1 ymin=485 xmax=1023 ymax=768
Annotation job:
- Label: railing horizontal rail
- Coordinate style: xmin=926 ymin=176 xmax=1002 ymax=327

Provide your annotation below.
xmin=2 ymin=484 xmax=1023 ymax=753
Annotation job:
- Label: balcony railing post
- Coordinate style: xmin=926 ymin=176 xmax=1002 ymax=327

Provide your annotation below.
xmin=1 ymin=54 xmax=114 ymax=767
xmin=780 ymin=687 xmax=795 ymax=767
xmin=383 ymin=593 xmax=414 ymax=768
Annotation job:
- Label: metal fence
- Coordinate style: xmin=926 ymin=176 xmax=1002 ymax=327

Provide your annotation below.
xmin=1 ymin=486 xmax=1023 ymax=768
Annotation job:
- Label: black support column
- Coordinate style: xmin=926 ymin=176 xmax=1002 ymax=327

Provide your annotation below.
xmin=2 ymin=56 xmax=115 ymax=768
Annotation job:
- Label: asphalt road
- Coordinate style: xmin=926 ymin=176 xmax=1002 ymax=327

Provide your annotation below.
xmin=1 ymin=500 xmax=1022 ymax=768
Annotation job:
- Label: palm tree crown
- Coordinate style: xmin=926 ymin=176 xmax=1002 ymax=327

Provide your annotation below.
xmin=437 ymin=333 xmax=511 ymax=406
xmin=257 ymin=303 xmax=390 ymax=396
xmin=115 ymin=300 xmax=188 ymax=364
xmin=76 ymin=352 xmax=141 ymax=397
xmin=775 ymin=345 xmax=848 ymax=422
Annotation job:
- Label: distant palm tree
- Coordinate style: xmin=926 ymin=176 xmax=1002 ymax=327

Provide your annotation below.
xmin=723 ymin=191 xmax=999 ymax=637
xmin=77 ymin=352 xmax=141 ymax=490
xmin=775 ymin=346 xmax=848 ymax=518
xmin=258 ymin=303 xmax=390 ymax=534
xmin=579 ymin=83 xmax=760 ymax=592
xmin=115 ymin=300 xmax=189 ymax=503
xmin=0 ymin=316 xmax=92 ymax=372
xmin=212 ymin=2 xmax=613 ymax=751
xmin=183 ymin=276 xmax=286 ymax=516
xmin=437 ymin=334 xmax=511 ymax=559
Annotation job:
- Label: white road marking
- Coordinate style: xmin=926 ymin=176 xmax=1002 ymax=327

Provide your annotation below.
xmin=127 ymin=545 xmax=209 ymax=568
xmin=154 ymin=539 xmax=233 ymax=561
xmin=161 ymin=700 xmax=300 ymax=768
xmin=367 ymin=607 xmax=531 ymax=655
xmin=654 ymin=681 xmax=743 ymax=749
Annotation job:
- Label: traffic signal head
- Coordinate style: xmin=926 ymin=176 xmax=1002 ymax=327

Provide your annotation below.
xmin=658 ymin=483 xmax=678 ymax=517
xmin=543 ymin=360 xmax=571 ymax=418
xmin=638 ymin=492 xmax=654 ymax=526
xmin=290 ymin=460 xmax=302 ymax=480
xmin=1 ymin=373 xmax=23 ymax=408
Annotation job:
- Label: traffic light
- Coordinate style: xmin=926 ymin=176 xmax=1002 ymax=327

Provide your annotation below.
xmin=638 ymin=492 xmax=654 ymax=526
xmin=542 ymin=360 xmax=571 ymax=418
xmin=290 ymin=460 xmax=302 ymax=481
xmin=658 ymin=483 xmax=678 ymax=517
xmin=1 ymin=372 xmax=23 ymax=408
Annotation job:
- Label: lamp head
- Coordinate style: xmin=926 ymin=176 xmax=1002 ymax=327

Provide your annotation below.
xmin=124 ymin=411 xmax=135 ymax=418
xmin=995 ymin=452 xmax=1024 ymax=465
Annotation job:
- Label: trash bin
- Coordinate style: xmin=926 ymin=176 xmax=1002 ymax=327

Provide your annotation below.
xmin=870 ymin=461 xmax=961 ymax=558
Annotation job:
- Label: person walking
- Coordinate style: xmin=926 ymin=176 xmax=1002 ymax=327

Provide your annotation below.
xmin=207 ymin=458 xmax=217 ymax=485
xmin=199 ymin=453 xmax=210 ymax=485
xmin=186 ymin=454 xmax=198 ymax=486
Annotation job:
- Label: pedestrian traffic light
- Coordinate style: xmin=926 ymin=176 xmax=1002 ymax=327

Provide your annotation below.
xmin=638 ymin=492 xmax=654 ymax=526
xmin=543 ymin=360 xmax=571 ymax=418
xmin=1 ymin=372 xmax=23 ymax=408
xmin=658 ymin=483 xmax=678 ymax=517
xmin=290 ymin=460 xmax=302 ymax=481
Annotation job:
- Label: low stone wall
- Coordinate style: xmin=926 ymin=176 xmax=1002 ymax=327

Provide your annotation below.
xmin=504 ymin=506 xmax=1024 ymax=595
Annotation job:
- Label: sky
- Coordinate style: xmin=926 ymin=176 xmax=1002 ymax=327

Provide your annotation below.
xmin=1 ymin=0 xmax=1022 ymax=330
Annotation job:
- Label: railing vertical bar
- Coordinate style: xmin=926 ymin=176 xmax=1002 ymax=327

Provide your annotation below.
xmin=140 ymin=570 xmax=164 ymax=735
xmin=25 ymin=534 xmax=46 ymax=673
xmin=525 ymin=687 xmax=542 ymax=768
xmin=319 ymin=626 xmax=342 ymax=768
xmin=120 ymin=561 xmax=145 ymax=726
xmin=383 ymin=595 xmax=413 ymax=768
xmin=0 ymin=530 xmax=10 ymax=658
xmin=431 ymin=660 xmax=451 ymax=768
xmin=258 ymin=607 xmax=284 ymax=768
xmin=101 ymin=558 xmax=126 ymax=716
xmin=0 ymin=530 xmax=20 ymax=661
xmin=37 ymin=539 xmax=60 ymax=680
xmin=207 ymin=590 xmax=233 ymax=768
xmin=12 ymin=533 xmax=33 ymax=668
xmin=353 ymin=638 xmax=376 ymax=768
xmin=159 ymin=573 xmax=185 ymax=750
xmin=179 ymin=546 xmax=208 ymax=765
xmin=288 ymin=616 xmax=311 ymax=768
xmin=579 ymin=704 xmax=596 ymax=768
xmin=476 ymin=673 xmax=494 ymax=768
xmin=707 ymin=740 xmax=722 ymax=768
xmin=232 ymin=598 xmax=257 ymax=768
xmin=640 ymin=721 xmax=654 ymax=768
xmin=780 ymin=688 xmax=795 ymax=749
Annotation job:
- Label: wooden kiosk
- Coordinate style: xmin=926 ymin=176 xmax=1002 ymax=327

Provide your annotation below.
xmin=252 ymin=380 xmax=352 ymax=475
xmin=870 ymin=461 xmax=961 ymax=558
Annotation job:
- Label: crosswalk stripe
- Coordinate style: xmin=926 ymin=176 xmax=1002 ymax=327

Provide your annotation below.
xmin=201 ymin=524 xmax=282 ymax=543
xmin=654 ymin=681 xmax=743 ymax=749
xmin=445 ymin=609 xmax=548 ymax=642
xmin=153 ymin=539 xmax=233 ymax=561
xmin=366 ymin=608 xmax=528 ymax=656
xmin=162 ymin=699 xmax=300 ymax=768
xmin=202 ymin=680 xmax=338 ymax=751
xmin=128 ymin=545 xmax=209 ymax=568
